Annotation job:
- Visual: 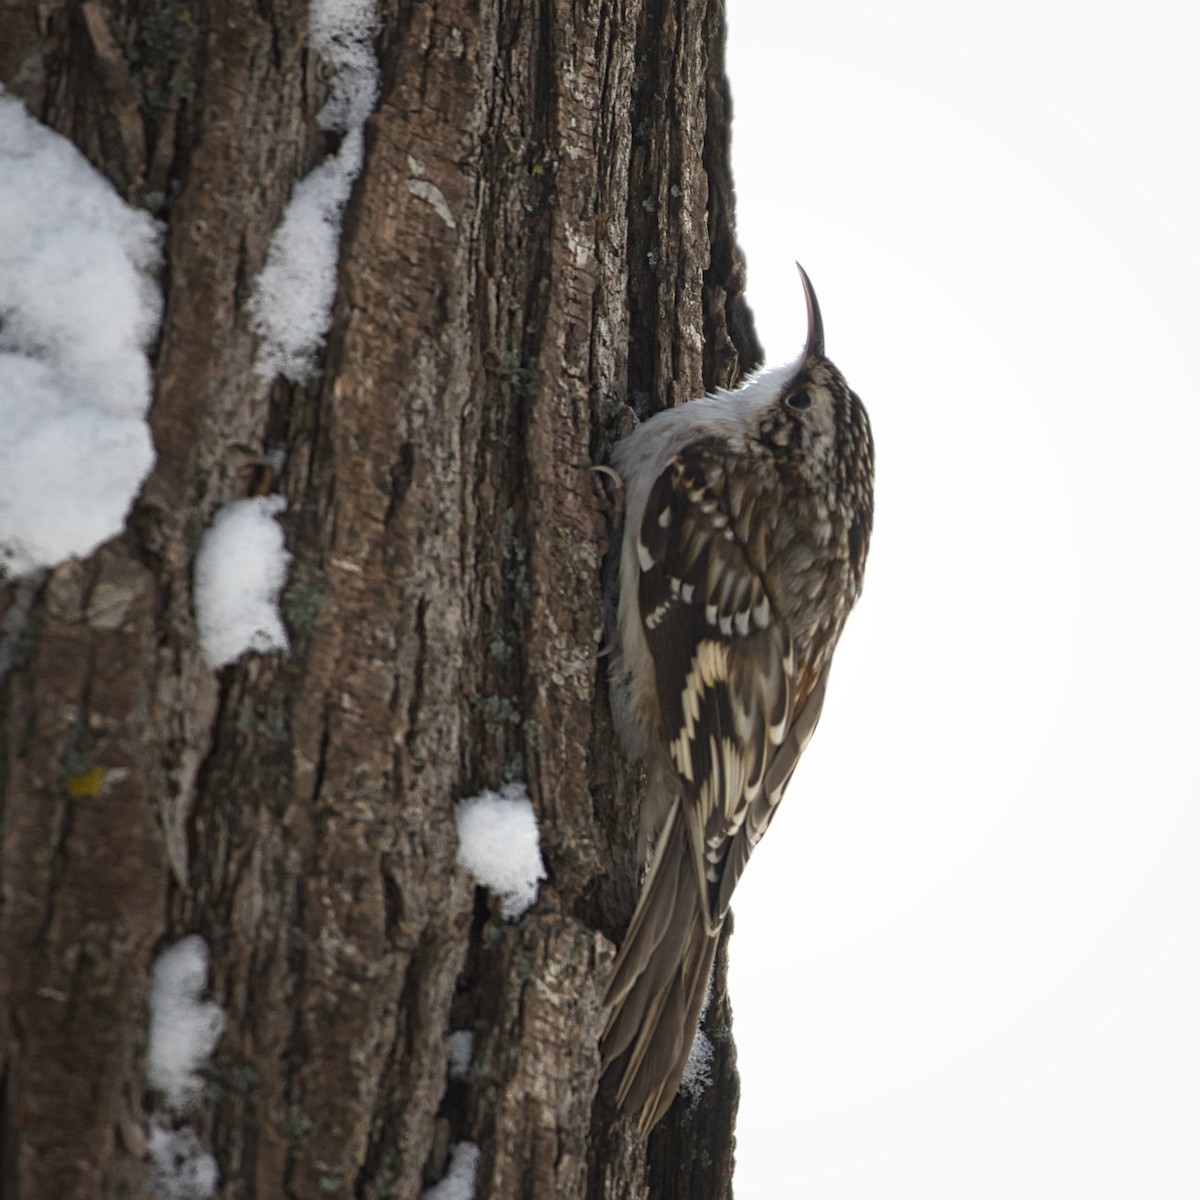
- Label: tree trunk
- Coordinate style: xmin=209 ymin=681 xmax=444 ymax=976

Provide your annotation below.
xmin=0 ymin=1 xmax=762 ymax=1197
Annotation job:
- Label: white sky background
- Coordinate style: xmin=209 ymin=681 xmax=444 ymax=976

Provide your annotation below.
xmin=723 ymin=3 xmax=1200 ymax=1197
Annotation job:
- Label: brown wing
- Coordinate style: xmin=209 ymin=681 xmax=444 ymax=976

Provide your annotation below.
xmin=712 ymin=664 xmax=829 ymax=916
xmin=635 ymin=442 xmax=820 ymax=930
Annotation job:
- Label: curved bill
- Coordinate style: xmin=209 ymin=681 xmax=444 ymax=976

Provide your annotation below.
xmin=795 ymin=262 xmax=825 ymax=360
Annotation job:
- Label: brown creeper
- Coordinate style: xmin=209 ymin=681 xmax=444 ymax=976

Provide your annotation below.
xmin=601 ymin=266 xmax=874 ymax=1133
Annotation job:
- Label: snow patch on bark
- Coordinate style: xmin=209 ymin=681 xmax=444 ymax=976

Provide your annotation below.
xmin=193 ymin=496 xmax=291 ymax=669
xmin=455 ymin=783 xmax=547 ymax=920
xmin=147 ymin=935 xmax=225 ymax=1112
xmin=680 ymin=969 xmax=715 ymax=1100
xmin=147 ymin=1124 xmax=219 ymax=1200
xmin=248 ymin=130 xmax=363 ymax=382
xmin=447 ymin=1030 xmax=475 ymax=1081
xmin=145 ymin=937 xmax=224 ymax=1200
xmin=680 ymin=1029 xmax=714 ymax=1099
xmin=248 ymin=0 xmax=379 ymax=381
xmin=422 ymin=1141 xmax=481 ymax=1200
xmin=0 ymin=88 xmax=162 ymax=577
xmin=309 ymin=0 xmax=380 ymax=132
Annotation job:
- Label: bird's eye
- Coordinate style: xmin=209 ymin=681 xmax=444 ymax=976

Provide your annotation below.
xmin=784 ymin=390 xmax=812 ymax=411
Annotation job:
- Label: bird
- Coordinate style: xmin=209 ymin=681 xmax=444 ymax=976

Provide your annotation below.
xmin=600 ymin=265 xmax=874 ymax=1134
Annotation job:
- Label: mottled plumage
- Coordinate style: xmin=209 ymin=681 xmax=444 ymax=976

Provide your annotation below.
xmin=602 ymin=267 xmax=874 ymax=1133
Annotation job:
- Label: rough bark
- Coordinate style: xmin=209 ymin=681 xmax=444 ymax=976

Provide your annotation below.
xmin=0 ymin=1 xmax=761 ymax=1197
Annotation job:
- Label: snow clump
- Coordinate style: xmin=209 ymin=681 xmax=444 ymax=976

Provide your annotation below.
xmin=193 ymin=496 xmax=291 ymax=669
xmin=422 ymin=1141 xmax=481 ymax=1200
xmin=455 ymin=783 xmax=547 ymax=920
xmin=146 ymin=935 xmax=225 ymax=1113
xmin=0 ymin=88 xmax=162 ymax=577
xmin=247 ymin=0 xmax=379 ymax=380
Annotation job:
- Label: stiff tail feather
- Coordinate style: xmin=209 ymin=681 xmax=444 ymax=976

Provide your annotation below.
xmin=601 ymin=804 xmax=721 ymax=1134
